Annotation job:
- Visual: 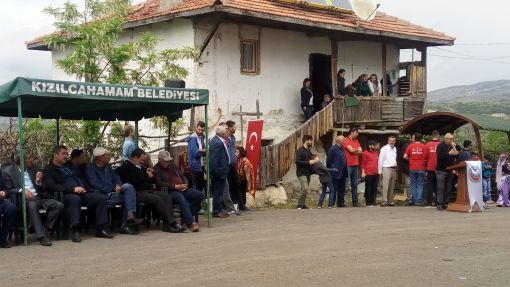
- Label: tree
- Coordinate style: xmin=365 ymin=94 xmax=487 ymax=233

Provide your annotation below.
xmin=30 ymin=0 xmax=199 ymax=160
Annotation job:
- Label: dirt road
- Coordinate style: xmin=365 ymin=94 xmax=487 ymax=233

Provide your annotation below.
xmin=1 ymin=206 xmax=509 ymax=287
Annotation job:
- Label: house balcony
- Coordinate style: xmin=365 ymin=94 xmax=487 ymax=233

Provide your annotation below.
xmin=332 ymin=96 xmax=426 ymax=129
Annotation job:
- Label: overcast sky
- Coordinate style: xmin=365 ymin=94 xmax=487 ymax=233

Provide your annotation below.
xmin=1 ymin=0 xmax=509 ymax=91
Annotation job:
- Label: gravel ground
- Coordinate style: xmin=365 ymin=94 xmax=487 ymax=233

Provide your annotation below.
xmin=1 ymin=205 xmax=509 ymax=287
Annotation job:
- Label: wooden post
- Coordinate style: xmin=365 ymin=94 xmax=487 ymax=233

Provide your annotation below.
xmin=382 ymin=43 xmax=387 ymax=97
xmin=420 ymin=47 xmax=428 ymax=93
xmin=232 ymin=100 xmax=263 ymax=146
xmin=256 ymin=100 xmax=261 ymax=119
xmin=331 ymin=39 xmax=338 ymax=97
xmin=473 ymin=126 xmax=484 ymax=160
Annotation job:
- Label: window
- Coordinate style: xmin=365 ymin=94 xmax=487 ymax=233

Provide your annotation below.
xmin=240 ymin=40 xmax=259 ymax=74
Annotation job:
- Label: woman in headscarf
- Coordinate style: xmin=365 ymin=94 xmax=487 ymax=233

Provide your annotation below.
xmin=236 ymin=147 xmax=256 ymax=207
xmin=495 ymin=154 xmax=510 ymax=207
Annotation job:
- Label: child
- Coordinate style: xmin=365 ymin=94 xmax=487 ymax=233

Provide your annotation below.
xmin=312 ymin=154 xmax=337 ymax=208
xmin=481 ymin=157 xmax=493 ymax=203
xmin=321 ymin=94 xmax=332 ymax=109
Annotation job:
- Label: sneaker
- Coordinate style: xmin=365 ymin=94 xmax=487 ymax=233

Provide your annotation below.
xmin=301 ymin=205 xmax=310 ymax=209
xmin=380 ymin=202 xmax=388 ymax=207
xmin=317 ymin=205 xmax=322 ymax=209
xmin=486 ymin=200 xmax=494 ymax=204
xmin=213 ymin=211 xmax=229 ymax=218
xmin=198 ymin=209 xmax=206 ymax=215
xmin=388 ymin=202 xmax=395 ymax=206
xmin=240 ymin=206 xmax=252 ymax=212
xmin=437 ymin=206 xmax=444 ymax=211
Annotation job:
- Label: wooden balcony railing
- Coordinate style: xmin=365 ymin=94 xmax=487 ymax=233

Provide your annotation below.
xmin=333 ymin=97 xmax=426 ymax=126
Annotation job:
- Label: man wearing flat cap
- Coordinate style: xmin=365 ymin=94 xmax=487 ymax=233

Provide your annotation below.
xmin=86 ymin=147 xmax=138 ymax=235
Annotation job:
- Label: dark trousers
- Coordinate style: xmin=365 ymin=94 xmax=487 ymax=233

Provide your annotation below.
xmin=364 ymin=175 xmax=379 ymax=206
xmin=137 ymin=190 xmax=176 ymax=225
xmin=436 ymin=171 xmax=453 ymax=207
xmin=302 ymin=105 xmax=314 ymax=121
xmin=212 ymin=177 xmax=226 ymax=214
xmin=425 ymin=171 xmax=437 ymax=205
xmin=191 ymin=169 xmax=205 ymax=192
xmin=228 ymin=166 xmax=245 ymax=209
xmin=64 ymin=193 xmax=108 ymax=229
xmin=28 ymin=197 xmax=64 ymax=238
xmin=331 ymin=177 xmax=347 ymax=207
xmin=170 ymin=188 xmax=204 ymax=225
xmin=239 ymin=180 xmax=248 ymax=206
xmin=0 ymin=199 xmax=18 ymax=243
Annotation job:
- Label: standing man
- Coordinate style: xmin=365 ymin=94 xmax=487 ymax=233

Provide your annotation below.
xmin=404 ymin=133 xmax=428 ymax=206
xmin=424 ymin=130 xmax=440 ymax=207
xmin=43 ymin=145 xmax=114 ymax=243
xmin=187 ymin=121 xmax=206 ymax=192
xmin=435 ymin=133 xmax=460 ymax=211
xmin=327 ymin=136 xmax=347 ymax=207
xmin=457 ymin=140 xmax=472 ymax=162
xmin=209 ymin=125 xmax=231 ymax=218
xmin=296 ymin=135 xmax=317 ymax=209
xmin=337 ymin=69 xmax=346 ymax=96
xmin=378 ymin=136 xmax=398 ymax=206
xmin=362 ymin=140 xmax=380 ymax=207
xmin=343 ymin=128 xmax=362 ymax=207
xmin=226 ymin=120 xmax=249 ymax=212
xmin=86 ymin=147 xmax=138 ymax=235
xmin=122 ymin=125 xmax=136 ymax=161
xmin=2 ymin=152 xmax=63 ymax=246
xmin=0 ymin=170 xmax=18 ymax=248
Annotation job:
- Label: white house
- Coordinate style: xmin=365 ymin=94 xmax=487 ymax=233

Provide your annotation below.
xmin=27 ymin=0 xmax=454 ymax=147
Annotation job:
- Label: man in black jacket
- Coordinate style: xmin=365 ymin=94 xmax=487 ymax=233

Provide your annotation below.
xmin=296 ymin=135 xmax=317 ymax=209
xmin=116 ymin=148 xmax=186 ymax=233
xmin=42 ymin=145 xmax=113 ymax=243
xmin=2 ymin=151 xmax=63 ymax=246
xmin=0 ymin=172 xmax=17 ymax=248
xmin=435 ymin=133 xmax=460 ymax=211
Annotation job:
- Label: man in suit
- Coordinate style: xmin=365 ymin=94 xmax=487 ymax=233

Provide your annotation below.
xmin=42 ymin=145 xmax=114 ymax=243
xmin=116 ymin=148 xmax=186 ymax=233
xmin=327 ymin=135 xmax=348 ymax=207
xmin=2 ymin=151 xmax=63 ymax=246
xmin=209 ymin=125 xmax=231 ymax=218
xmin=0 ymin=172 xmax=18 ymax=248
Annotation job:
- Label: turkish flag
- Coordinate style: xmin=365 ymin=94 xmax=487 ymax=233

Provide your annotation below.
xmin=245 ymin=119 xmax=264 ymax=184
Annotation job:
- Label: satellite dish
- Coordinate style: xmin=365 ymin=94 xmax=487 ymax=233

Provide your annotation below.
xmin=349 ymin=0 xmax=378 ymax=21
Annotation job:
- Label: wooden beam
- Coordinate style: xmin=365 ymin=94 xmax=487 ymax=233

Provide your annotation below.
xmin=422 ymin=47 xmax=428 ymax=93
xmin=331 ymin=39 xmax=338 ymax=97
xmin=332 ymin=128 xmax=400 ymax=135
xmin=382 ymin=42 xmax=387 ymax=97
xmin=473 ymin=126 xmax=484 ymax=160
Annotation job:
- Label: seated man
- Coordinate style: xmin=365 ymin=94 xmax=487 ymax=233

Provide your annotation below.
xmin=2 ymin=151 xmax=64 ymax=246
xmin=153 ymin=151 xmax=204 ymax=232
xmin=86 ymin=147 xmax=137 ymax=235
xmin=116 ymin=148 xmax=186 ymax=233
xmin=0 ymin=174 xmax=18 ymax=248
xmin=42 ymin=145 xmax=114 ymax=243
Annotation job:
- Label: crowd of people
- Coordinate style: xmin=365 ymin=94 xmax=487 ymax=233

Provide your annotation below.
xmin=295 ymin=128 xmax=507 ymax=211
xmin=300 ymin=69 xmax=393 ymax=120
xmin=0 ymin=120 xmax=256 ymax=248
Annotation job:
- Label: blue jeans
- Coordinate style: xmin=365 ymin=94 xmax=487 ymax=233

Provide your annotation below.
xmin=106 ymin=183 xmax=137 ymax=227
xmin=347 ymin=166 xmax=359 ymax=204
xmin=0 ymin=199 xmax=18 ymax=243
xmin=318 ymin=181 xmax=335 ymax=207
xmin=331 ymin=177 xmax=347 ymax=207
xmin=212 ymin=177 xmax=226 ymax=214
xmin=482 ymin=177 xmax=491 ymax=202
xmin=170 ymin=188 xmax=204 ymax=225
xmin=410 ymin=170 xmax=425 ymax=204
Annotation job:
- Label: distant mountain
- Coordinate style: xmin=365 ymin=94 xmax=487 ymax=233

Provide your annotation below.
xmin=429 ymin=80 xmax=510 ymax=103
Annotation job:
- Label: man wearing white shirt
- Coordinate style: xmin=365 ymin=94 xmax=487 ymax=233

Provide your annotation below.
xmin=378 ymin=136 xmax=398 ymax=206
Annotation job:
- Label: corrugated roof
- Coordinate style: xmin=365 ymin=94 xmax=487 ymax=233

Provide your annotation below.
xmin=27 ymin=0 xmax=454 ymax=48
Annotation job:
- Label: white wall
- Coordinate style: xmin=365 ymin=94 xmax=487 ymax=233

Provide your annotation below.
xmin=337 ymin=41 xmax=399 ymax=85
xmin=195 ymin=23 xmax=330 ymax=117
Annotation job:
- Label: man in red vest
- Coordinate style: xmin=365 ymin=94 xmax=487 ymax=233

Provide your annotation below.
xmin=424 ymin=130 xmax=440 ymax=207
xmin=404 ymin=133 xmax=428 ymax=206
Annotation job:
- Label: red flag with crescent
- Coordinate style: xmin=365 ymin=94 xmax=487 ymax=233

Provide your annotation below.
xmin=245 ymin=119 xmax=264 ymax=185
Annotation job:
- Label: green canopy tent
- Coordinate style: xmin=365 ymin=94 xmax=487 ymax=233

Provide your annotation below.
xmin=0 ymin=77 xmax=212 ymax=245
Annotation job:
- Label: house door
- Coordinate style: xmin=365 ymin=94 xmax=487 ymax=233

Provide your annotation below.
xmin=309 ymin=53 xmax=332 ymax=112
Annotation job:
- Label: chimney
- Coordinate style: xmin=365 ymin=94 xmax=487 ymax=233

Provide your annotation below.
xmin=160 ymin=0 xmax=184 ymax=11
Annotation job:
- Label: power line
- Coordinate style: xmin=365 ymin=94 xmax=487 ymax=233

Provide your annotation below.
xmin=431 ymin=47 xmax=510 ymax=64
xmin=428 ymin=53 xmax=510 ymax=65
